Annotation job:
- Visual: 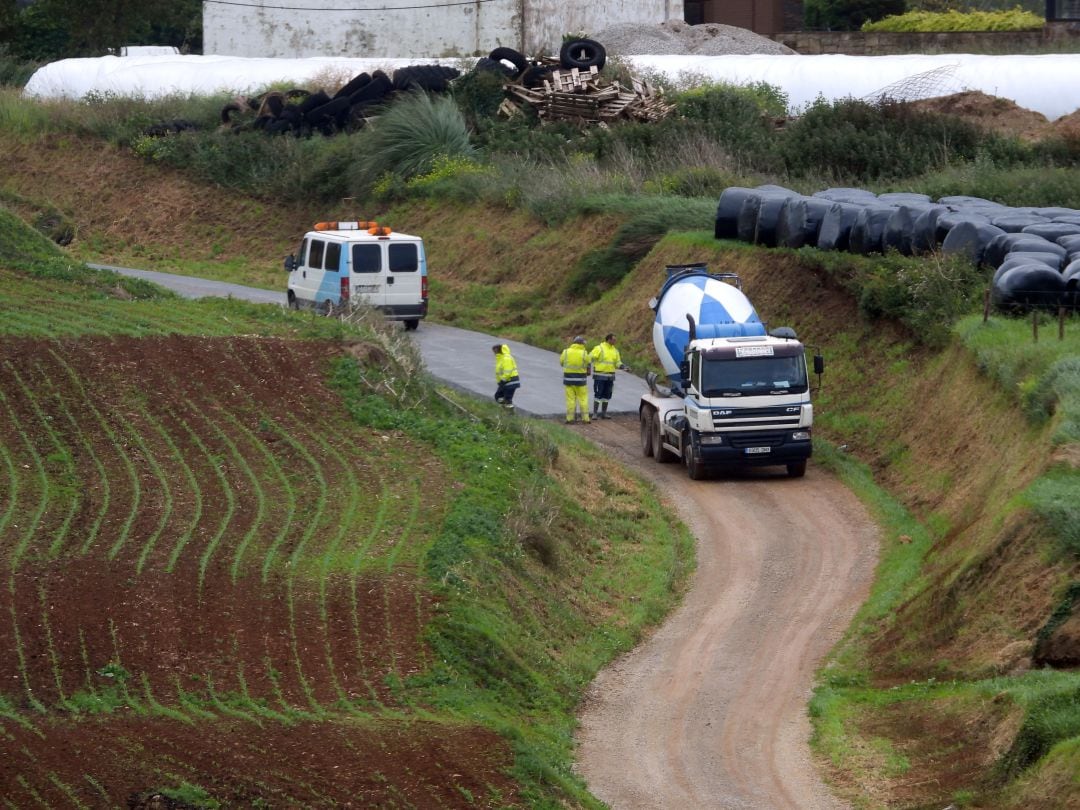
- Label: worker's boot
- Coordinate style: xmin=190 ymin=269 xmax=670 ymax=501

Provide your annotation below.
xmin=593 ymin=401 xmax=600 ymax=416
xmin=601 ymin=402 xmax=610 ymax=419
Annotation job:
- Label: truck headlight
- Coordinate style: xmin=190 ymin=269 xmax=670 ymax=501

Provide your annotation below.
xmin=791 ymin=431 xmax=811 ymax=441
xmin=699 ymin=434 xmax=725 ymax=445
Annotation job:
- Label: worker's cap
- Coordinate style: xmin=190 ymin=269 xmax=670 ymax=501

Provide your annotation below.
xmin=573 ymin=335 xmax=585 ymax=344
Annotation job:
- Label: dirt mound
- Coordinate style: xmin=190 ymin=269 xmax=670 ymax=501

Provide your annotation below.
xmin=907 ymin=90 xmax=1050 ymax=141
xmin=1044 ymin=108 xmax=1080 ymax=141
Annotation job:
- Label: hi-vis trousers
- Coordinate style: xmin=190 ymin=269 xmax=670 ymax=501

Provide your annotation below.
xmin=565 ymin=384 xmax=589 ymax=422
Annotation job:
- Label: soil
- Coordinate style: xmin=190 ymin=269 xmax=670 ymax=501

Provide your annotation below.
xmin=907 ymin=90 xmax=1052 ymax=141
xmin=0 ymin=335 xmax=520 ymax=807
xmin=574 ymin=417 xmax=879 ymax=809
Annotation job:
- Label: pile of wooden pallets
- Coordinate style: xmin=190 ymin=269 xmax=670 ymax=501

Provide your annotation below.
xmin=500 ymin=64 xmax=674 ymax=126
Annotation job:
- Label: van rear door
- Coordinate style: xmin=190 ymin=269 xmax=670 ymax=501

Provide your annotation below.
xmin=348 ymin=242 xmax=385 ymax=309
xmin=386 ymin=239 xmax=425 ymax=320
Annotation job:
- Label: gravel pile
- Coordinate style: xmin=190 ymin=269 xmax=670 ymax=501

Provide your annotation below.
xmin=594 ymin=20 xmax=796 ymax=56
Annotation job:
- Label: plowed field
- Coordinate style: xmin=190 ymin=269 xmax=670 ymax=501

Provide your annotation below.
xmin=0 ymin=335 xmax=518 ymax=807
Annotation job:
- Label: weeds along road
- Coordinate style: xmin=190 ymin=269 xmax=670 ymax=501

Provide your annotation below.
xmin=102 ymin=265 xmax=879 ymax=807
xmin=577 ymin=416 xmax=879 ymax=810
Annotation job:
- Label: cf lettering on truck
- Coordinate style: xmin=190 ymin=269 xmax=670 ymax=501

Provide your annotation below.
xmin=284 ymin=220 xmax=428 ymax=330
xmin=639 ymin=263 xmax=824 ymax=480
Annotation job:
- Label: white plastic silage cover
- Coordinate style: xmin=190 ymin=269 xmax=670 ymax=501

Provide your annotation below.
xmin=23 ymin=52 xmax=1080 ymax=121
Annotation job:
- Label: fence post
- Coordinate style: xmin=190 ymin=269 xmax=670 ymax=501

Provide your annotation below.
xmin=1061 ymin=307 xmax=1067 ymax=341
xmin=1033 ymin=308 xmax=1039 ymax=343
xmin=983 ymin=287 xmax=991 ymax=322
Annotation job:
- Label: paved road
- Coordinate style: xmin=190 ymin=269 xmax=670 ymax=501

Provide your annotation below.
xmin=94 ymin=264 xmax=645 ymax=420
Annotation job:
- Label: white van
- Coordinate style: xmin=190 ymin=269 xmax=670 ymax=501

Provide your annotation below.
xmin=285 ymin=221 xmax=428 ymax=330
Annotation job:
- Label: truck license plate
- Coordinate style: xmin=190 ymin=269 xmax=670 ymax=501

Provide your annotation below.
xmin=745 ymin=446 xmax=771 ymax=454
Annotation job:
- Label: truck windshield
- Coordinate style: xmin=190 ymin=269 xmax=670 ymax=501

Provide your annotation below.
xmin=701 ymin=355 xmax=808 ymax=396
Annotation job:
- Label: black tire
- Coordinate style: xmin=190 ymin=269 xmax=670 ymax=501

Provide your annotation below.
xmin=305 ymin=95 xmax=351 ymax=127
xmin=787 ymin=461 xmax=807 ymax=478
xmin=321 ymin=299 xmax=335 ymax=317
xmin=333 ymin=72 xmax=371 ymax=99
xmin=473 ymin=56 xmax=516 ymax=77
xmin=349 ymin=73 xmax=392 ymax=104
xmin=653 ymin=412 xmax=674 ymax=464
xmin=287 ymin=292 xmax=299 ymax=311
xmin=640 ymin=409 xmax=654 ymax=457
xmin=392 ymin=64 xmax=460 ymax=92
xmin=488 ymin=46 xmax=528 ymax=77
xmin=221 ymin=101 xmax=243 ymax=124
xmin=520 ymin=64 xmax=554 ymax=89
xmin=404 ymin=318 xmax=419 ymax=331
xmin=685 ymin=435 xmax=706 ymax=480
xmin=297 ymin=90 xmax=331 ymax=116
xmin=559 ymin=38 xmax=606 ymax=71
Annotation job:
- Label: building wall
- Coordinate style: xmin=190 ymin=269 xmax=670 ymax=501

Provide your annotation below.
xmin=203 ymin=0 xmax=684 ymax=59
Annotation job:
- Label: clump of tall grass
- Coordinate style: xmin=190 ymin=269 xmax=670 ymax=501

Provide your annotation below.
xmin=347 ymin=90 xmax=476 ymax=194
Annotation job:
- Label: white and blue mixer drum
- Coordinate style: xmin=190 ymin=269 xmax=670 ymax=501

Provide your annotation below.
xmin=651 ymin=266 xmax=765 ymax=386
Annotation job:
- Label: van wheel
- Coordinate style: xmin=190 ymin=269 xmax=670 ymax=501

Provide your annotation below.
xmin=787 ymin=461 xmax=807 ymax=478
xmin=404 ymin=319 xmax=419 ymax=331
xmin=321 ymin=299 xmax=335 ymax=317
xmin=287 ymin=293 xmax=299 ymax=310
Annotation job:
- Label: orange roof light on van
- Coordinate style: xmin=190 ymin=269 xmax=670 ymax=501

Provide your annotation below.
xmin=313 ymin=220 xmax=382 ymax=231
xmin=368 ymin=226 xmax=393 ymax=236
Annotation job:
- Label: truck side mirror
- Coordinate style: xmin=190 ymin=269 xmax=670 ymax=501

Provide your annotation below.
xmin=813 ymin=355 xmax=825 ymax=375
xmin=284 ymin=254 xmax=296 ymax=272
xmin=679 ymin=360 xmax=690 ymax=382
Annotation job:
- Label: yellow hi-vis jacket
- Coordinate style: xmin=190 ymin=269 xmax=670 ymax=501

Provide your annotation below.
xmin=560 ymin=343 xmax=590 ymax=386
xmin=589 ymin=341 xmax=622 ymax=380
xmin=494 ymin=344 xmax=520 ymax=387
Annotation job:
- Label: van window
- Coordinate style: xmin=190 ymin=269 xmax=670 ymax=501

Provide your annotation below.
xmin=309 ymin=239 xmax=325 ymax=269
xmin=388 ymin=243 xmax=418 ymax=272
xmin=324 ymin=242 xmax=341 ymax=273
xmin=351 ymin=243 xmax=381 ymax=274
xmin=297 ymin=237 xmax=309 ymax=264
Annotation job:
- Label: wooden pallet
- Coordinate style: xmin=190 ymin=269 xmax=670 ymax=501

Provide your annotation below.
xmin=543 ymin=66 xmax=600 ymax=94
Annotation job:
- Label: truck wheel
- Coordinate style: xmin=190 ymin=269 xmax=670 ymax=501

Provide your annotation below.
xmin=684 ymin=435 xmax=706 ymax=480
xmin=404 ymin=319 xmax=419 ymax=331
xmin=653 ymin=412 xmax=674 ymax=463
xmin=787 ymin=461 xmax=807 ymax=478
xmin=640 ymin=409 xmax=654 ymax=457
xmin=321 ymin=299 xmax=335 ymax=318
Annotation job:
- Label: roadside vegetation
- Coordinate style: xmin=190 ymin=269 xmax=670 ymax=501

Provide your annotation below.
xmin=1 ymin=49 xmax=1079 ymax=805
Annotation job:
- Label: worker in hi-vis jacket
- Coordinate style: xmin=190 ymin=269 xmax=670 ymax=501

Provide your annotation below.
xmin=559 ymin=335 xmax=591 ymax=423
xmin=589 ymin=333 xmax=630 ymax=419
xmin=492 ymin=343 xmax=520 ymax=413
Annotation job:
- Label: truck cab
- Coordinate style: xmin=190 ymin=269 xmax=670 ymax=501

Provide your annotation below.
xmin=285 ymin=221 xmax=428 ymax=330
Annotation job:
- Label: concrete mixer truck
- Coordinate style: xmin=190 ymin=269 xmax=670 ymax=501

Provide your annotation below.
xmin=639 ymin=264 xmax=823 ymax=479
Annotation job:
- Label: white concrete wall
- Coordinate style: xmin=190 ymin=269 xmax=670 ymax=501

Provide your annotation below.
xmin=203 ymin=0 xmax=684 ymax=59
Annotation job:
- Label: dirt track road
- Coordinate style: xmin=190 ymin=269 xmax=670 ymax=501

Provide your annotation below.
xmin=576 ymin=417 xmax=879 ymax=810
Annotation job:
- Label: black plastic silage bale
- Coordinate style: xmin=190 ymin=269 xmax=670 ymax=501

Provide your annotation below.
xmin=941 ymin=221 xmax=1006 ymax=266
xmin=815 ymin=202 xmax=863 ymax=252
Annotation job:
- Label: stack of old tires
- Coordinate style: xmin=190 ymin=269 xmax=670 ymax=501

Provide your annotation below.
xmin=471 ymin=38 xmax=607 ymax=86
xmin=715 ymin=185 xmax=1080 ymax=312
xmin=220 ymin=64 xmax=460 ymax=137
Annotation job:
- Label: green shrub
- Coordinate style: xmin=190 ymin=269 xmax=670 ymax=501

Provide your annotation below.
xmin=779 ymin=97 xmax=984 ymax=182
xmin=863 ymin=8 xmax=1045 ymax=31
